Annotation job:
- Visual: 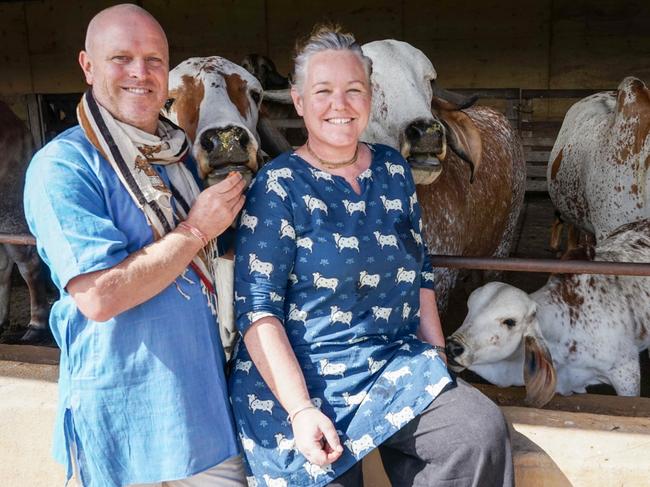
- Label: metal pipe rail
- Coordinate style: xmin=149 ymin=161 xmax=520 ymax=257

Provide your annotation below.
xmin=0 ymin=234 xmax=36 ymax=245
xmin=429 ymin=255 xmax=650 ymax=277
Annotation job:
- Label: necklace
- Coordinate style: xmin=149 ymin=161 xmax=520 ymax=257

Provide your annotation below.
xmin=305 ymin=141 xmax=359 ymax=169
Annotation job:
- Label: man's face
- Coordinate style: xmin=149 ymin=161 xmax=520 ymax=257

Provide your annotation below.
xmin=79 ymin=16 xmax=169 ymax=134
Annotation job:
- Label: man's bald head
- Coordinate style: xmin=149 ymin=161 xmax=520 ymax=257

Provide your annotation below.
xmin=79 ymin=4 xmax=170 ymax=133
xmin=85 ymin=4 xmax=168 ymax=56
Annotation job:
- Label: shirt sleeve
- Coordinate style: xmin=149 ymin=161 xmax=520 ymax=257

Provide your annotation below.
xmin=24 ymin=144 xmax=130 ymax=290
xmin=233 ymin=166 xmax=296 ymax=336
xmin=395 ymin=147 xmax=436 ymax=290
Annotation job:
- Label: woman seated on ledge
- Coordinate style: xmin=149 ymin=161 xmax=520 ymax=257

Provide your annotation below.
xmin=229 ymin=25 xmax=513 ymax=487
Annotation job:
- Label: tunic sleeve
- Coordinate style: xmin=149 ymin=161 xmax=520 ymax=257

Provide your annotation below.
xmin=24 ymin=146 xmax=130 ymax=290
xmin=234 ymin=165 xmax=296 ymax=336
xmin=400 ymin=151 xmax=436 ymax=291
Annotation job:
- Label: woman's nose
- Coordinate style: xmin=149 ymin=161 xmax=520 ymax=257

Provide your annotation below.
xmin=330 ymin=91 xmax=347 ymax=109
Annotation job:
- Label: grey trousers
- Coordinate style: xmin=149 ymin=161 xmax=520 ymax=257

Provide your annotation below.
xmin=328 ymin=377 xmax=514 ymax=487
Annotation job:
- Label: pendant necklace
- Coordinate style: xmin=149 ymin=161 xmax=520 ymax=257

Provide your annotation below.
xmin=305 ymin=140 xmax=359 ymax=169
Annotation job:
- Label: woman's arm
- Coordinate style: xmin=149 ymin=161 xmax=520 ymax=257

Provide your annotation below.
xmin=244 ymin=316 xmax=343 ymax=466
xmin=417 ymin=288 xmax=447 ymax=362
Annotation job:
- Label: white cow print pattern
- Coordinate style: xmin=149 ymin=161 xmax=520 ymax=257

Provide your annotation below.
xmin=232 ymin=145 xmax=451 ymax=487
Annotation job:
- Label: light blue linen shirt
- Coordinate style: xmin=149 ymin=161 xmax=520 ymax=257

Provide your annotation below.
xmin=24 ymin=126 xmax=239 ymax=487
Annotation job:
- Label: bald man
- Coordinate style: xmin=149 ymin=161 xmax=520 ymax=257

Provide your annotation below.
xmin=24 ymin=5 xmax=247 ymax=486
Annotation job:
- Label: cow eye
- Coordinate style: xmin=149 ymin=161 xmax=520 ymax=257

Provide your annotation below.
xmin=164 ymin=98 xmax=175 ymax=112
xmin=502 ymin=319 xmax=517 ymax=328
xmin=250 ymin=91 xmax=261 ymax=104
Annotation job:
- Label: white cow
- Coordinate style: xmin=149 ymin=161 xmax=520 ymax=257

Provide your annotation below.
xmin=548 ymin=77 xmax=650 ymax=243
xmin=385 ymin=161 xmax=405 ymax=177
xmin=274 ymin=433 xmax=296 ymax=453
xmin=313 ymin=272 xmax=339 ymax=292
xmin=302 ymin=195 xmax=328 ymax=214
xmin=379 ymin=195 xmax=403 ymax=212
xmin=358 ymin=271 xmax=381 ymax=288
xmin=247 ymin=394 xmax=274 ymax=414
xmin=344 ymin=434 xmax=376 ymax=457
xmin=371 ymin=306 xmax=392 ymax=321
xmin=303 ymin=462 xmax=333 ymax=481
xmin=333 ymin=233 xmax=360 ymax=252
xmin=342 ymin=199 xmax=366 ymax=215
xmin=248 ymin=253 xmax=273 ymax=279
xmin=279 ymin=219 xmax=295 ymax=240
xmin=385 ymin=406 xmax=415 ymax=429
xmin=373 ymin=231 xmax=398 ymax=250
xmin=383 ymin=366 xmax=412 ymax=385
xmin=330 ymin=306 xmax=353 ymax=326
xmin=240 ymin=210 xmax=258 ymax=233
xmin=447 ymin=219 xmax=650 ymax=407
xmin=296 ymin=237 xmax=313 ymax=253
xmin=319 ymin=359 xmax=347 ymax=378
xmin=342 ymin=391 xmax=371 ymax=407
xmin=287 ymin=303 xmax=307 ymax=325
xmin=396 ymin=267 xmax=416 ymax=284
xmin=368 ymin=357 xmax=387 ymax=374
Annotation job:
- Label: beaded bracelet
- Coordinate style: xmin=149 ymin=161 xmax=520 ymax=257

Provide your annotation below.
xmin=177 ymin=221 xmax=209 ymax=247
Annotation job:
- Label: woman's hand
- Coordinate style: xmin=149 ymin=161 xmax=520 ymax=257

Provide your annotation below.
xmin=291 ymin=408 xmax=343 ymax=466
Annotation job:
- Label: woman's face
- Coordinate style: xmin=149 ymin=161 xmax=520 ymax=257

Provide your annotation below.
xmin=291 ymin=50 xmax=371 ymax=152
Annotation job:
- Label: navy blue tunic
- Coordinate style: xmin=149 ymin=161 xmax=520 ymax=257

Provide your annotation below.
xmin=230 ymin=144 xmax=451 ymax=486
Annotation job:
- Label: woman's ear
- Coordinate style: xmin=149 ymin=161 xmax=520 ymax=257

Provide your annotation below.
xmin=291 ymin=87 xmax=304 ymax=117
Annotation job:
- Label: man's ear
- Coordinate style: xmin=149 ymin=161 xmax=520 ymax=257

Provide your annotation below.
xmin=290 ymin=86 xmax=304 ymax=117
xmin=78 ymin=50 xmax=93 ymax=85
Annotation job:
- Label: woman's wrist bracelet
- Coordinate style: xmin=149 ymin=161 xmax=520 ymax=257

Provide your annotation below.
xmin=177 ymin=221 xmax=209 ymax=247
xmin=431 ymin=345 xmax=447 ymax=355
xmin=287 ymin=400 xmax=319 ymax=424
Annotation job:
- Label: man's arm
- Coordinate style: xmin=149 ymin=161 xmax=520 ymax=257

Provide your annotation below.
xmin=68 ymin=174 xmax=246 ymax=321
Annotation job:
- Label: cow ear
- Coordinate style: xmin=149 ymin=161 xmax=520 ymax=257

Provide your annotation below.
xmin=523 ymin=332 xmax=557 ymax=408
xmin=431 ymin=96 xmax=482 ymax=183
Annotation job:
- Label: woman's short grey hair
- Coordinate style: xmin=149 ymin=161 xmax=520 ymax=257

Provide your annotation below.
xmin=292 ymin=26 xmax=373 ymax=94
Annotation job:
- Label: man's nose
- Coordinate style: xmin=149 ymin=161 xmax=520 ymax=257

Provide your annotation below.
xmin=128 ymin=59 xmax=149 ymax=77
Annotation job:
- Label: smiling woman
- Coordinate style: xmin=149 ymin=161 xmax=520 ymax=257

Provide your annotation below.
xmin=229 ymin=25 xmax=514 ymax=487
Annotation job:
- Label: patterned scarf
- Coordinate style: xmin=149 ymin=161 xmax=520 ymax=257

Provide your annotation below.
xmin=76 ymin=89 xmax=221 ymax=319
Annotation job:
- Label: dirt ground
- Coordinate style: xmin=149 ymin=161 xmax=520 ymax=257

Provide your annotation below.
xmin=3 ymin=192 xmax=649 ymax=395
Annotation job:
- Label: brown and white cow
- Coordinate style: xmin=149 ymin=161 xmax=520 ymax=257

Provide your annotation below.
xmin=360 ymin=40 xmax=526 ymax=308
xmin=164 ymin=56 xmax=290 ymax=188
xmin=0 ymin=101 xmax=51 ymax=343
xmin=446 ymin=219 xmax=650 ymax=407
xmin=548 ymin=77 xmax=650 ymax=244
xmin=163 ymin=56 xmax=291 ymax=355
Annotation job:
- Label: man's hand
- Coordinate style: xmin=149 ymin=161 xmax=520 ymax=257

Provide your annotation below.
xmin=292 ymin=408 xmax=343 ymax=466
xmin=186 ymin=173 xmax=246 ymax=240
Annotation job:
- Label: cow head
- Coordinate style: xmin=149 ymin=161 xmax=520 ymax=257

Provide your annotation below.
xmin=361 ymin=40 xmax=482 ymax=185
xmin=164 ymin=56 xmax=290 ymax=187
xmin=446 ymin=282 xmax=557 ymax=408
xmin=241 ymin=54 xmax=290 ymax=90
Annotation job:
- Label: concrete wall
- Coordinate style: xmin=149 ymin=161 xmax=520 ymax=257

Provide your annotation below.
xmin=0 ymin=0 xmax=648 ymax=98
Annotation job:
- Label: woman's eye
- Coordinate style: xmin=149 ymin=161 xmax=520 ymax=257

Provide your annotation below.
xmin=112 ymin=56 xmax=130 ymax=63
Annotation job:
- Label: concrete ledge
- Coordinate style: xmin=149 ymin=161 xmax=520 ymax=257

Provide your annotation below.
xmin=2 ymin=359 xmax=649 ymax=486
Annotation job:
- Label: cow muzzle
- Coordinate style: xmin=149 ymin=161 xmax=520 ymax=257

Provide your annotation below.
xmin=197 ymin=126 xmax=258 ymax=186
xmin=445 ymin=336 xmax=469 ymax=373
xmin=403 ymin=120 xmax=447 ymax=185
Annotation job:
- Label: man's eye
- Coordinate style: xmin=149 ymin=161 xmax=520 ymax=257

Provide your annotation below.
xmin=164 ymin=98 xmax=175 ymax=111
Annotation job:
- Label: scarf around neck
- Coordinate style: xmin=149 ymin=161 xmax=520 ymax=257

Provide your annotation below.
xmin=76 ymin=89 xmax=219 ymax=310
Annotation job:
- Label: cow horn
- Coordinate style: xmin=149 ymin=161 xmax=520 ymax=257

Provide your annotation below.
xmin=430 ymin=81 xmax=478 ymax=110
xmin=263 ymin=89 xmax=293 ymax=104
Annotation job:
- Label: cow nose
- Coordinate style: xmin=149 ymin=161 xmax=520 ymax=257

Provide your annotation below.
xmin=405 ymin=120 xmax=445 ymax=154
xmin=446 ymin=338 xmax=465 ymax=358
xmin=200 ymin=126 xmax=250 ymax=154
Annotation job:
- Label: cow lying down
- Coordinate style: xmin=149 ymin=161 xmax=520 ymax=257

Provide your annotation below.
xmin=446 ymin=219 xmax=650 ymax=407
